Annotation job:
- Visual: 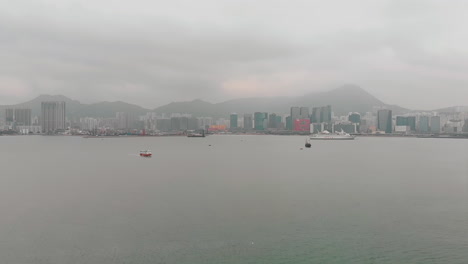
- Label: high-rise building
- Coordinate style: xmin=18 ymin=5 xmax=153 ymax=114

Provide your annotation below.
xmin=179 ymin=117 xmax=189 ymax=131
xmin=268 ymin=113 xmax=277 ymax=129
xmin=321 ymin=105 xmax=332 ymax=123
xmin=254 ymin=112 xmax=268 ymax=130
xmin=41 ymin=101 xmax=66 ymax=133
xmin=230 ymin=113 xmax=238 ymax=129
xmin=311 ymin=107 xmax=321 ymax=123
xmin=15 ymin=109 xmax=32 ymax=126
xmin=4 ymin=108 xmax=31 ymax=126
xmin=430 ymin=116 xmax=441 ymax=133
xmin=4 ymin=109 xmax=14 ymax=124
xmin=419 ymin=116 xmax=430 ymax=133
xmin=311 ymin=105 xmax=332 ymax=123
xmin=348 ymin=113 xmax=361 ymax=124
xmin=286 ymin=116 xmax=292 ymax=130
xmin=188 ymin=117 xmax=200 ymax=130
xmin=156 ymin=118 xmax=172 ymax=132
xmin=377 ymin=109 xmax=392 ymax=133
xmin=407 ymin=116 xmax=416 ymax=131
xmin=116 ymin=112 xmax=137 ymax=130
xmin=275 ymin=115 xmax=283 ymax=129
xmin=243 ymin=114 xmax=253 ymax=130
xmin=290 ymin=107 xmax=300 ymax=120
xmin=290 ymin=106 xmax=309 ymax=121
xmin=300 ymin=107 xmax=309 ymax=119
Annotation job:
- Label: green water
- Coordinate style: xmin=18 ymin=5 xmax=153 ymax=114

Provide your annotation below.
xmin=0 ymin=135 xmax=467 ymax=263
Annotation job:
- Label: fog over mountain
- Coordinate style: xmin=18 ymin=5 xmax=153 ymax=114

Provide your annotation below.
xmin=1 ymin=1 xmax=468 ymax=109
xmin=0 ymin=85 xmax=416 ymax=119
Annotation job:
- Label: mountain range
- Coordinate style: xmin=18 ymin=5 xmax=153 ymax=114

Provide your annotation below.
xmin=0 ymin=85 xmax=454 ymax=119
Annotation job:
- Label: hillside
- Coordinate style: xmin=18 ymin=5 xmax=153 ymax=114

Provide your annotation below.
xmin=154 ymin=85 xmax=410 ymax=117
xmin=0 ymin=95 xmax=150 ymax=119
xmin=0 ymin=85 xmax=414 ymax=119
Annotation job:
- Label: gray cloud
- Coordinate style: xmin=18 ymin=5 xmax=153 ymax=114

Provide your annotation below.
xmin=0 ymin=0 xmax=467 ymax=109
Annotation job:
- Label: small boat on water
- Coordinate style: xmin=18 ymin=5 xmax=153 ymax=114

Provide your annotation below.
xmin=305 ymin=139 xmax=311 ymax=148
xmin=140 ymin=150 xmax=152 ymax=157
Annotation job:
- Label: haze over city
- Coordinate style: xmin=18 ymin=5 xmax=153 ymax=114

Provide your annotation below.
xmin=1 ymin=0 xmax=468 ymax=109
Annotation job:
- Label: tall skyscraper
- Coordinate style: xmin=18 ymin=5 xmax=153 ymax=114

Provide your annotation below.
xmin=419 ymin=116 xmax=430 ymax=133
xmin=291 ymin=106 xmax=309 ymax=120
xmin=156 ymin=118 xmax=172 ymax=132
xmin=243 ymin=114 xmax=253 ymax=130
xmin=286 ymin=116 xmax=292 ymax=130
xmin=430 ymin=116 xmax=441 ymax=133
xmin=4 ymin=108 xmax=31 ymax=126
xmin=254 ymin=112 xmax=268 ymax=130
xmin=377 ymin=109 xmax=392 ymax=133
xmin=407 ymin=116 xmax=416 ymax=131
xmin=41 ymin=101 xmax=66 ymax=133
xmin=299 ymin=107 xmax=309 ymax=119
xmin=290 ymin=107 xmax=300 ymax=120
xmin=268 ymin=113 xmax=277 ymax=129
xmin=4 ymin=109 xmax=14 ymax=124
xmin=116 ymin=112 xmax=137 ymax=130
xmin=188 ymin=117 xmax=200 ymax=130
xmin=230 ymin=113 xmax=238 ymax=129
xmin=311 ymin=107 xmax=321 ymax=123
xmin=321 ymin=105 xmax=332 ymax=123
xmin=311 ymin=105 xmax=332 ymax=123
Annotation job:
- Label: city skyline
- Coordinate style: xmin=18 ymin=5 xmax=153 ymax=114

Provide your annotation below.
xmin=0 ymin=85 xmax=466 ymax=120
xmin=3 ymin=98 xmax=465 ymax=136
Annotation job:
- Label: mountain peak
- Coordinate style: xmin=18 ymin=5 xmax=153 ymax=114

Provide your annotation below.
xmin=329 ymin=84 xmax=370 ymax=94
xmin=34 ymin=94 xmax=79 ymax=103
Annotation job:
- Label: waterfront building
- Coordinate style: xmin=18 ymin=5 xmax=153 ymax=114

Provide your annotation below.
xmin=377 ymin=109 xmax=392 ymax=133
xmin=300 ymin=107 xmax=309 ymax=119
xmin=243 ymin=114 xmax=253 ymax=130
xmin=311 ymin=105 xmax=332 ymax=123
xmin=230 ymin=113 xmax=238 ymax=129
xmin=41 ymin=101 xmax=66 ymax=133
xmin=430 ymin=116 xmax=441 ymax=134
xmin=321 ymin=105 xmax=332 ymax=123
xmin=268 ymin=113 xmax=283 ymax=129
xmin=290 ymin=107 xmax=300 ymax=120
xmin=418 ymin=116 xmax=430 ymax=133
xmin=4 ymin=108 xmax=32 ymax=127
xmin=254 ymin=112 xmax=268 ymax=130
xmin=286 ymin=116 xmax=292 ymax=130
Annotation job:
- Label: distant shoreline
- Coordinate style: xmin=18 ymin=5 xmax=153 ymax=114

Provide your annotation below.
xmin=2 ymin=133 xmax=468 ymax=139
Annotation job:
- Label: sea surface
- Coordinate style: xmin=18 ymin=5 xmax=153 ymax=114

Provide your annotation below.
xmin=0 ymin=135 xmax=468 ymax=264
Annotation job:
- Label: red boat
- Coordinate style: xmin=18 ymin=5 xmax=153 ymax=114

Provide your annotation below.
xmin=140 ymin=150 xmax=152 ymax=157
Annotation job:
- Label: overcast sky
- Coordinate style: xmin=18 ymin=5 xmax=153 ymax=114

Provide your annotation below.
xmin=0 ymin=0 xmax=467 ymax=109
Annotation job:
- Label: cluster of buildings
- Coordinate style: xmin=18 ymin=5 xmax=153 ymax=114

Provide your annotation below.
xmin=228 ymin=107 xmax=468 ymax=135
xmin=2 ymin=102 xmax=66 ymax=134
xmin=2 ymin=101 xmax=468 ymax=136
